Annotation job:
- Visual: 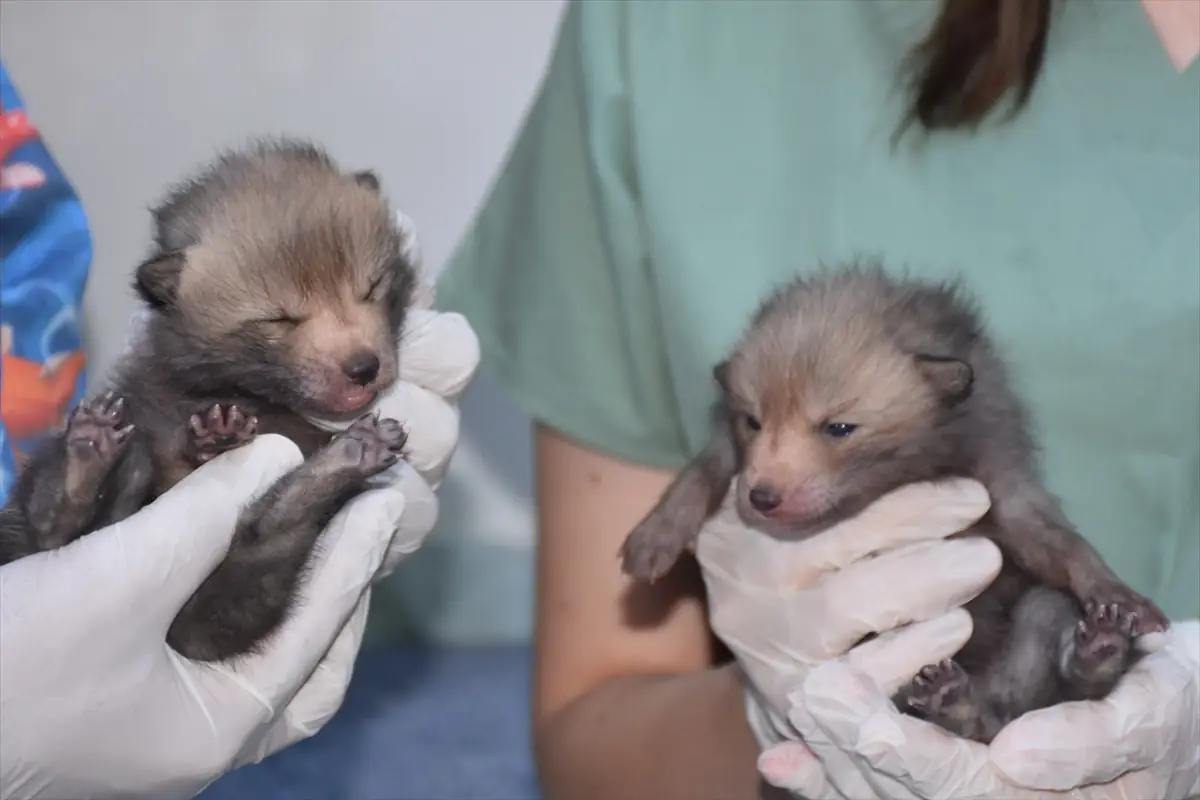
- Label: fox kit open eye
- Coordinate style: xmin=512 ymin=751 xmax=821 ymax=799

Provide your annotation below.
xmin=739 ymin=411 xmax=762 ymax=432
xmin=823 ymin=422 xmax=858 ymax=438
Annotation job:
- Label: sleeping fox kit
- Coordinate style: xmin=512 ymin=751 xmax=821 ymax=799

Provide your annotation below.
xmin=620 ymin=264 xmax=1168 ymax=744
xmin=0 ymin=138 xmax=417 ymax=662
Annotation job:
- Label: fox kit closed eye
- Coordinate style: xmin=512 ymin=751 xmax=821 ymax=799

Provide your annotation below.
xmin=0 ymin=138 xmax=418 ymax=662
xmin=620 ymin=264 xmax=1168 ymax=743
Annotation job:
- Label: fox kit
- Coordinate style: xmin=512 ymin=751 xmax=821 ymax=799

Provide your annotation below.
xmin=0 ymin=138 xmax=417 ymax=662
xmin=620 ymin=264 xmax=1168 ymax=744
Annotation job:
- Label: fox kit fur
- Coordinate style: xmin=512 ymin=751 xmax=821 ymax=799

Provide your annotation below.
xmin=0 ymin=138 xmax=417 ymax=662
xmin=620 ymin=264 xmax=1168 ymax=743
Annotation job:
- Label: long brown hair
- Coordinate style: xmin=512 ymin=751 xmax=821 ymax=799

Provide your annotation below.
xmin=899 ymin=0 xmax=1054 ymax=136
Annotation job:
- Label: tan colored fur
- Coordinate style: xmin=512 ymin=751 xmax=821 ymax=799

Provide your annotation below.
xmin=724 ymin=283 xmax=944 ymax=528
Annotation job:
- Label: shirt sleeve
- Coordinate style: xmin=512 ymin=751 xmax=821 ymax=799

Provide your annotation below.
xmin=436 ymin=0 xmax=690 ymax=470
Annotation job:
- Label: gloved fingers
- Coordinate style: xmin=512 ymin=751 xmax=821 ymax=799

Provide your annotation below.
xmin=776 ymin=613 xmax=977 ymax=800
xmin=229 ymin=482 xmax=406 ymax=708
xmin=799 ymin=661 xmax=1035 ymax=800
xmin=374 ymin=379 xmax=460 ymax=485
xmin=788 ymin=480 xmax=991 ymax=586
xmin=845 ymin=609 xmax=976 ymax=695
xmin=696 ymin=479 xmax=990 ymax=591
xmin=284 ymin=590 xmax=371 ymax=734
xmin=396 ymin=216 xmax=436 ymax=310
xmin=705 ymin=545 xmax=992 ymax=703
xmin=375 ymin=461 xmax=439 ymax=579
xmin=397 ymin=308 xmax=480 ymax=402
xmin=243 ymin=592 xmax=373 ymax=767
xmin=757 ymin=741 xmax=848 ymax=799
xmin=813 ymin=537 xmax=1001 ymax=657
xmin=1167 ymin=619 xmax=1200 ymax=665
xmin=783 ymin=696 xmax=911 ymax=800
xmin=990 ymin=642 xmax=1197 ymax=791
xmin=104 ymin=434 xmax=304 ymax=611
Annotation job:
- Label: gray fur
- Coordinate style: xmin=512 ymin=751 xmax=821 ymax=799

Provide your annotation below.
xmin=620 ymin=263 xmax=1167 ymax=743
xmin=0 ymin=138 xmax=417 ymax=662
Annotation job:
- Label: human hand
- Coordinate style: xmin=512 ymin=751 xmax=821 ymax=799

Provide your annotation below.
xmin=361 ymin=295 xmax=479 ymax=577
xmin=760 ymin=619 xmax=1199 ymax=799
xmin=0 ymin=435 xmax=409 ymax=800
xmin=693 ymin=479 xmax=1000 ymax=749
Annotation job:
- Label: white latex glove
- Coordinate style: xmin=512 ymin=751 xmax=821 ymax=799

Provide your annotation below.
xmin=1 ymin=210 xmax=481 ymax=800
xmin=693 ymin=479 xmax=1001 ymax=753
xmin=761 ymin=620 xmax=1200 ymax=800
xmin=0 ymin=435 xmax=407 ymax=800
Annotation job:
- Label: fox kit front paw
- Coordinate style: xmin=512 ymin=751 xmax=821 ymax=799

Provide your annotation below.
xmin=620 ymin=512 xmax=689 ymax=583
xmin=309 ymin=412 xmax=408 ymax=479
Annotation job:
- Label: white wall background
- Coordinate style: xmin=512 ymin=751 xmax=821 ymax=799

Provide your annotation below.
xmin=0 ymin=0 xmax=565 ymax=642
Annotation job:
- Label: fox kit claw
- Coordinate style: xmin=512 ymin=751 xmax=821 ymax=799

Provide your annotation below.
xmin=312 ymin=412 xmax=409 ymax=478
xmin=187 ymin=403 xmax=258 ymax=464
xmin=65 ymin=393 xmax=134 ymax=489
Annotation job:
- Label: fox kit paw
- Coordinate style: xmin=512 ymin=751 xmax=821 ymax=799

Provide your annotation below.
xmin=66 ymin=392 xmax=133 ymax=467
xmin=1064 ymin=602 xmax=1136 ymax=687
xmin=1083 ymin=585 xmax=1168 ymax=637
xmin=64 ymin=392 xmax=134 ymax=494
xmin=619 ymin=516 xmax=687 ymax=583
xmin=312 ymin=412 xmax=408 ymax=478
xmin=906 ymin=660 xmax=974 ymax=718
xmin=188 ymin=404 xmax=258 ymax=464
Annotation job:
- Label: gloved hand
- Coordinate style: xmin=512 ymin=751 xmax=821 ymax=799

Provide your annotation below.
xmin=692 ymin=478 xmax=1001 ymax=751
xmin=761 ymin=620 xmax=1200 ymax=800
xmin=0 ymin=435 xmax=406 ymax=800
xmin=1 ymin=209 xmax=481 ymax=800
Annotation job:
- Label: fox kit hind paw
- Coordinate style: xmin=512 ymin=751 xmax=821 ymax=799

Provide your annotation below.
xmin=309 ymin=412 xmax=408 ymax=479
xmin=1062 ymin=602 xmax=1138 ymax=696
xmin=188 ymin=403 xmax=258 ymax=465
xmin=1081 ymin=586 xmax=1168 ymax=637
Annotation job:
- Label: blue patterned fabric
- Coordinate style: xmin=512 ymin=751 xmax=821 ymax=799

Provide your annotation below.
xmin=0 ymin=60 xmax=92 ymax=503
xmin=200 ymin=645 xmax=539 ymax=800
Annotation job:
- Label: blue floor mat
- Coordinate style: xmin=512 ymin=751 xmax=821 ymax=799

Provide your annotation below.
xmin=200 ymin=644 xmax=539 ymax=800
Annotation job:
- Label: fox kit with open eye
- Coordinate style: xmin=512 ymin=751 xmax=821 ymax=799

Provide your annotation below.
xmin=620 ymin=264 xmax=1168 ymax=743
xmin=0 ymin=138 xmax=417 ymax=662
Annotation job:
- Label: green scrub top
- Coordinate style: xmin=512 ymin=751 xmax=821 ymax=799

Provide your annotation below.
xmin=437 ymin=0 xmax=1200 ymax=621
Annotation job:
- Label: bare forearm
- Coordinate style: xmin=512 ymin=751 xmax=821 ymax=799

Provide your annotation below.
xmin=535 ymin=662 xmax=773 ymax=800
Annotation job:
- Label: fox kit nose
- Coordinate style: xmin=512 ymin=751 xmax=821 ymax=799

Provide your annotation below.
xmin=342 ymin=352 xmax=380 ymax=386
xmin=748 ymin=484 xmax=781 ymax=513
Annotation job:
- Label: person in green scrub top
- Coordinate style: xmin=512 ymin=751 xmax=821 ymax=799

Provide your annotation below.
xmin=438 ymin=1 xmax=1199 ymax=798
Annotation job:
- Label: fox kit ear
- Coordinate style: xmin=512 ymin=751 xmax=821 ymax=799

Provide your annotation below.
xmin=712 ymin=360 xmax=730 ymax=392
xmin=133 ymin=250 xmax=186 ymax=309
xmin=914 ymin=353 xmax=974 ymax=405
xmin=353 ymin=170 xmax=381 ymax=192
